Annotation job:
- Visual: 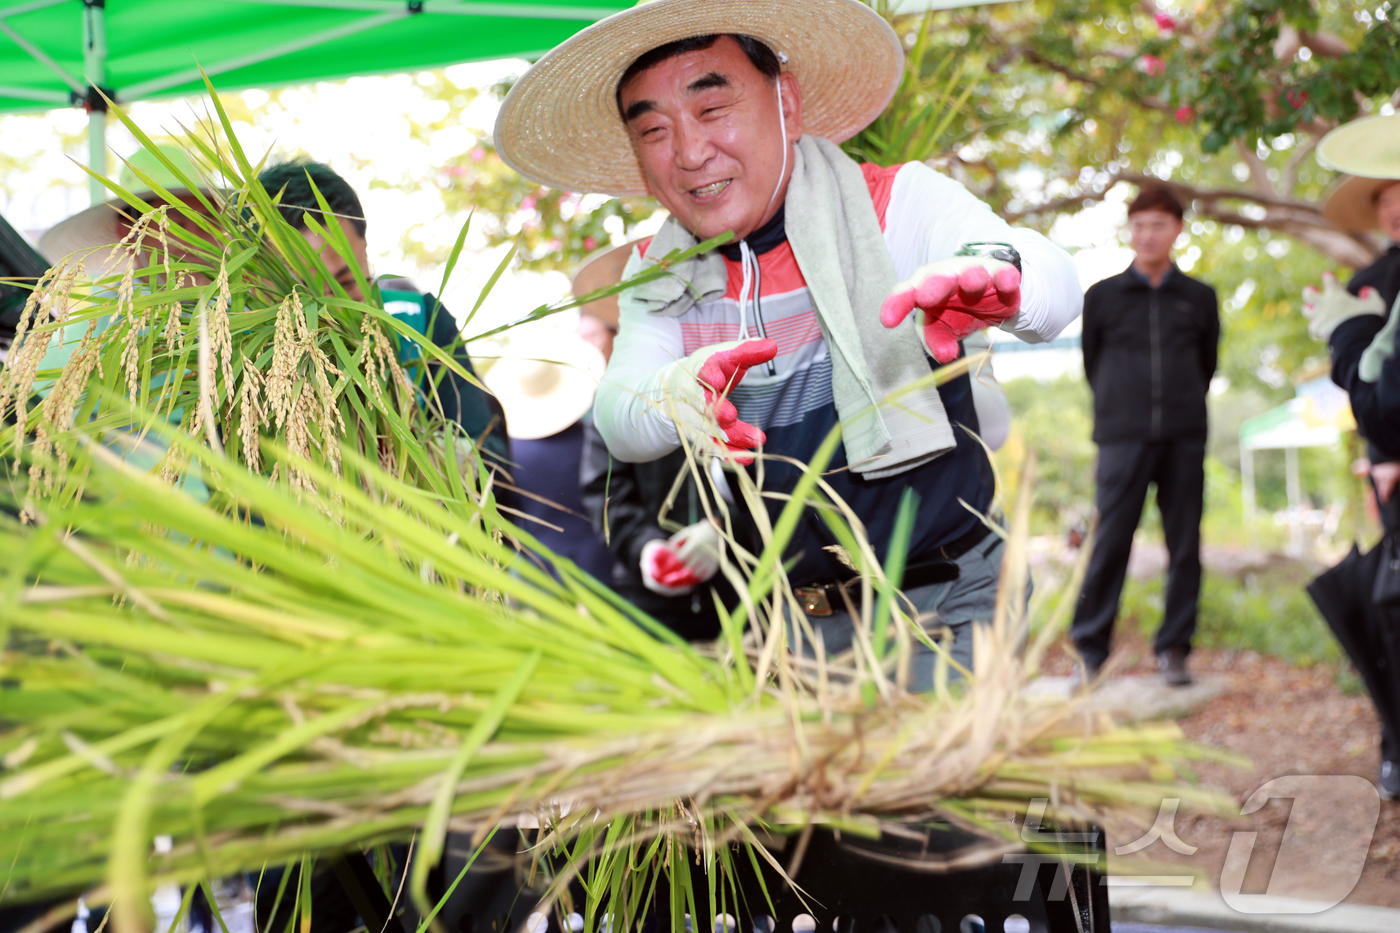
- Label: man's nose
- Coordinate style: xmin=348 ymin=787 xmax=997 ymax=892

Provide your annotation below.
xmin=673 ymin=116 xmax=715 ymax=172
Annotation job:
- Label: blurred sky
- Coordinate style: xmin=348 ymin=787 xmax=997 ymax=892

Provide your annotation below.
xmin=0 ymin=62 xmax=1146 ymax=378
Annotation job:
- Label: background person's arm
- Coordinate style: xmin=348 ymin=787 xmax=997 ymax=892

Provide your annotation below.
xmin=591 ymin=248 xmax=691 ymax=463
xmin=1080 ymin=284 xmax=1102 ymax=394
xmin=1201 ymin=285 xmax=1221 ymax=384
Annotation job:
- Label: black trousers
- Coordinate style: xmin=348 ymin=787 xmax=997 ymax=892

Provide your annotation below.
xmin=1071 ymin=440 xmax=1206 ymax=669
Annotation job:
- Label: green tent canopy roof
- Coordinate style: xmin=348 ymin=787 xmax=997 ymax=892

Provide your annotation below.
xmin=0 ymin=0 xmax=633 ymax=113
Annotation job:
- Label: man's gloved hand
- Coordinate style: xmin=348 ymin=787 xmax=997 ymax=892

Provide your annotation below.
xmin=1361 ymin=306 xmax=1400 ymax=383
xmin=640 ymin=520 xmax=722 ymax=596
xmin=1302 ymin=273 xmax=1384 ymax=341
xmin=880 ymin=256 xmax=1021 ymax=364
xmin=658 ymin=339 xmax=777 ymax=464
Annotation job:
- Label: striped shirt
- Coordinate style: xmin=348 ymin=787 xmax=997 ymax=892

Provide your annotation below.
xmin=596 ymin=159 xmax=1081 ymax=585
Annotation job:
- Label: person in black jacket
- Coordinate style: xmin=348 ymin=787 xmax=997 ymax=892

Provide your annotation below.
xmin=1072 ymin=186 xmax=1220 ymax=686
xmin=1321 ymin=171 xmax=1400 ymax=508
xmin=573 ymin=245 xmax=734 ymax=641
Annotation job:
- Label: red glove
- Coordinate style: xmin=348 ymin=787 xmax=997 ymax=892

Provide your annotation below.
xmin=640 ymin=522 xmax=722 ymax=596
xmin=661 ymin=338 xmax=777 ymax=464
xmin=880 ymin=257 xmax=1021 ymax=364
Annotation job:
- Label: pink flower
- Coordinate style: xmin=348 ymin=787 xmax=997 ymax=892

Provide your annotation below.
xmin=1154 ymin=11 xmax=1176 ymax=31
xmin=469 ymin=147 xmax=486 ymax=163
xmin=521 ymin=196 xmax=537 ymax=211
xmin=547 ymin=238 xmax=562 ymax=251
xmin=583 ymin=236 xmax=597 ymax=251
xmin=1174 ymin=104 xmax=1195 ymax=124
xmin=1140 ymin=55 xmax=1166 ymax=77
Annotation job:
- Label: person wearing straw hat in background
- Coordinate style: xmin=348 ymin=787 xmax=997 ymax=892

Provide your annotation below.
xmin=1310 ymin=128 xmax=1400 ymax=516
xmin=39 ymin=142 xmax=219 ymax=281
xmin=1303 ymin=111 xmax=1400 ymax=800
xmin=494 ymin=0 xmax=1082 ymax=689
xmin=33 ymin=142 xmax=222 ymax=382
xmin=575 ymin=244 xmax=738 ymax=641
xmin=484 ymin=330 xmax=618 ymax=582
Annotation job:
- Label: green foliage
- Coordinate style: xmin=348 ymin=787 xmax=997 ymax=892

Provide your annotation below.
xmin=1180 ymin=223 xmax=1336 ymax=401
xmin=1121 ymin=565 xmax=1341 ymax=667
xmin=406 ymin=70 xmax=658 ymax=273
xmin=997 ymin=376 xmax=1097 ymax=533
xmin=842 ymin=7 xmax=974 ymax=165
xmin=1182 ymin=1 xmax=1400 ymax=153
xmin=431 ymin=137 xmax=658 ymax=273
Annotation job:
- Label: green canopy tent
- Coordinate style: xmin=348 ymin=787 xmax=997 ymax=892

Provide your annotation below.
xmin=0 ymin=0 xmax=630 ymax=202
xmin=1 ymin=0 xmax=1018 ymax=205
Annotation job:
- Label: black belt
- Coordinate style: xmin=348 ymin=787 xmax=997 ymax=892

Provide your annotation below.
xmin=795 ymin=556 xmax=968 ymax=618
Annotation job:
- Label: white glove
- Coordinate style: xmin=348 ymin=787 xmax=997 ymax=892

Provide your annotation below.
xmin=639 ymin=521 xmax=722 ymax=596
xmin=653 ymin=339 xmax=776 ymax=464
xmin=1360 ymin=306 xmax=1400 ymax=383
xmin=1302 ymin=273 xmax=1384 ymax=341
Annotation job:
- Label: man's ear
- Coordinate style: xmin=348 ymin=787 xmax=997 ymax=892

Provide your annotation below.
xmin=778 ymin=72 xmax=803 ymax=139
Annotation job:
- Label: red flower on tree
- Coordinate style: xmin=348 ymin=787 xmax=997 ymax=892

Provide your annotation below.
xmin=1140 ymin=54 xmax=1166 ymax=77
xmin=1175 ymin=105 xmax=1195 ymax=124
xmin=1286 ymin=89 xmax=1309 ymax=109
xmin=1154 ymin=11 xmax=1177 ymax=31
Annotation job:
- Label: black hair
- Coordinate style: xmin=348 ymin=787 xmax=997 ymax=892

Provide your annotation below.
xmin=615 ymin=34 xmax=782 ymax=121
xmin=258 ymin=160 xmax=367 ymax=238
xmin=1127 ymin=185 xmax=1185 ymax=220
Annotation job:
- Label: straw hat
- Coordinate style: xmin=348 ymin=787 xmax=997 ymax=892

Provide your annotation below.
xmin=38 ymin=144 xmax=215 ymax=265
xmin=494 ymin=0 xmax=903 ymax=197
xmin=483 ymin=337 xmax=606 ymax=440
xmin=1318 ymin=113 xmax=1400 ymax=232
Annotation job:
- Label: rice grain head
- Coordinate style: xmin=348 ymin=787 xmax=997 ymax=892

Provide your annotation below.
xmin=237 ymin=354 xmax=267 ymax=473
xmin=210 ymin=259 xmax=234 ymax=398
xmin=267 ymin=293 xmax=307 ymax=431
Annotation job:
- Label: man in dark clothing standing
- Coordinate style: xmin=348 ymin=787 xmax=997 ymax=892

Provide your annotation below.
xmin=1073 ymin=187 xmax=1221 ymax=686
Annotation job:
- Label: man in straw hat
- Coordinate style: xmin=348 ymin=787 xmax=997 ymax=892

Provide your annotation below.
xmin=495 ymin=0 xmax=1082 ymax=687
xmin=1304 ymin=111 xmax=1400 ymax=800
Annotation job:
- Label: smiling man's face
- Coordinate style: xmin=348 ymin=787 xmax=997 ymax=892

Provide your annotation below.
xmin=619 ymin=36 xmax=802 ymax=242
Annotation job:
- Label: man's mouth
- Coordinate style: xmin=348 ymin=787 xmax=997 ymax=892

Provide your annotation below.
xmin=689 ymin=180 xmax=731 ymax=200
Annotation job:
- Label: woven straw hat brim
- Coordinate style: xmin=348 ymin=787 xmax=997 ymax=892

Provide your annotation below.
xmin=1322 ymin=174 xmax=1400 ymax=232
xmin=37 ymin=186 xmax=201 ymax=273
xmin=494 ymin=0 xmax=904 ymax=197
xmin=483 ymin=342 xmax=606 ymax=440
xmin=1317 ymin=113 xmax=1400 ymax=180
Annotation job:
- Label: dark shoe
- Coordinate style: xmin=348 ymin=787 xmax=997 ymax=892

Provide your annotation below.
xmin=1159 ymin=648 xmax=1191 ymax=687
xmin=1070 ymin=658 xmax=1102 ymax=692
xmin=1380 ymin=761 xmax=1400 ymax=801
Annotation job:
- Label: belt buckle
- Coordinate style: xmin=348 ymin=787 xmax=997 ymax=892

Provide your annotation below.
xmin=795 ymin=586 xmax=834 ymax=617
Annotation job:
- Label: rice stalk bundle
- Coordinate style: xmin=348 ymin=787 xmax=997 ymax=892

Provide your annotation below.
xmin=0 ymin=421 xmax=1233 ymax=932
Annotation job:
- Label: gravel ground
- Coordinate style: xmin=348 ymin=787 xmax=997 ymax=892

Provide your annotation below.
xmin=1043 ymin=631 xmax=1400 ymax=909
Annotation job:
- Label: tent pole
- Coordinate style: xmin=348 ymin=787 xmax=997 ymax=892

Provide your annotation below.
xmin=83 ymin=0 xmax=109 ymax=205
xmin=1285 ymin=445 xmax=1302 ymax=556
